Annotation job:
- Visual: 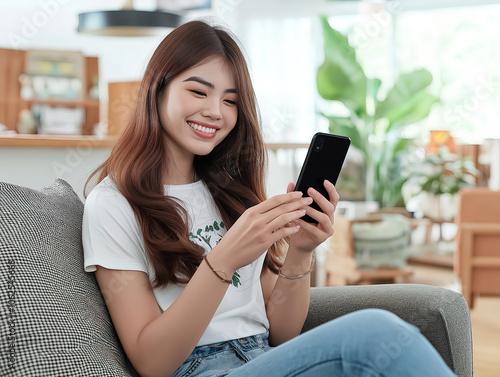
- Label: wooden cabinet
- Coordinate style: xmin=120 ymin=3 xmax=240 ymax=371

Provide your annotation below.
xmin=0 ymin=48 xmax=100 ymax=136
xmin=107 ymin=80 xmax=140 ymax=137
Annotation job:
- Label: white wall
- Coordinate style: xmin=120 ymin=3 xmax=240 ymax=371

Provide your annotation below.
xmin=0 ymin=146 xmax=111 ymax=200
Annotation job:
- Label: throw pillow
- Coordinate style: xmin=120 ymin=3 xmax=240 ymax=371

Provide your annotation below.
xmin=0 ymin=179 xmax=138 ymax=376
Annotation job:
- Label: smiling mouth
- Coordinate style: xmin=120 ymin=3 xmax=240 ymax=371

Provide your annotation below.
xmin=187 ymin=121 xmax=217 ymax=134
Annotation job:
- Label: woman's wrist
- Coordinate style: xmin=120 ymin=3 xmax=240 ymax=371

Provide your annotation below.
xmin=279 ymin=249 xmax=315 ymax=279
xmin=279 ymin=253 xmax=315 ymax=280
xmin=205 ymin=244 xmax=237 ymax=278
xmin=204 ymin=255 xmax=233 ymax=284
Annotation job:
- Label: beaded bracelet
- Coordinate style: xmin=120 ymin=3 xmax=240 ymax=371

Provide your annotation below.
xmin=204 ymin=255 xmax=232 ymax=284
xmin=278 ymin=253 xmax=316 ymax=280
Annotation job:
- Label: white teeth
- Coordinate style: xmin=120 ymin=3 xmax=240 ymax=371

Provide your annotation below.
xmin=188 ymin=122 xmax=216 ymax=134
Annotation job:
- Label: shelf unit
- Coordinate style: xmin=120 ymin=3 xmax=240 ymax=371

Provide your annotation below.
xmin=0 ymin=48 xmax=100 ymax=137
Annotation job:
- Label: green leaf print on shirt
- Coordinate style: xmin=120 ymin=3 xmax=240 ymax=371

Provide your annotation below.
xmin=189 ymin=221 xmax=241 ymax=288
xmin=231 ymin=271 xmax=241 ymax=287
xmin=189 ymin=221 xmax=224 ymax=248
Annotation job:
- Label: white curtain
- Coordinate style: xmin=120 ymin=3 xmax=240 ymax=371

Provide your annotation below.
xmin=238 ymin=17 xmax=324 ymax=143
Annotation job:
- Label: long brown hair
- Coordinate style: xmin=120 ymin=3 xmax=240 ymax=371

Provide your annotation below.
xmin=86 ymin=20 xmax=284 ymax=287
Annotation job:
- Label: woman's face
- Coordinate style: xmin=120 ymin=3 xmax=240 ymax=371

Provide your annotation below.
xmin=158 ymin=58 xmax=238 ymax=162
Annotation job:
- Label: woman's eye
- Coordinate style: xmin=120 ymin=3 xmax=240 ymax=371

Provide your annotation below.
xmin=189 ymin=90 xmax=206 ymax=96
xmin=224 ymin=99 xmax=237 ymax=105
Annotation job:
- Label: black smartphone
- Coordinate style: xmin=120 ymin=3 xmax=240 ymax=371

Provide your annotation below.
xmin=295 ymin=132 xmax=351 ymax=223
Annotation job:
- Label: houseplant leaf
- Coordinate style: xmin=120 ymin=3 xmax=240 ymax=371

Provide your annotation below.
xmin=317 ymin=61 xmax=352 ymax=102
xmin=386 ymin=91 xmax=439 ymax=131
xmin=324 ymin=115 xmax=363 ymax=150
xmin=375 ymin=69 xmax=434 ymax=121
xmin=317 ymin=15 xmax=367 ymax=116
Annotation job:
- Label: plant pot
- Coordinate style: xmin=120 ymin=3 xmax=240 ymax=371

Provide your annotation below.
xmin=420 ymin=193 xmax=458 ymax=220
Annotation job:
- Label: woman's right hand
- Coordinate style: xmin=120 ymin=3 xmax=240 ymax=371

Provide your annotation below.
xmin=210 ymin=191 xmax=313 ymax=272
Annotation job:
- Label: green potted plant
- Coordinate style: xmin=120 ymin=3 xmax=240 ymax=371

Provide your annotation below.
xmin=402 ymin=146 xmax=478 ymax=220
xmin=316 ymin=15 xmax=439 ymax=207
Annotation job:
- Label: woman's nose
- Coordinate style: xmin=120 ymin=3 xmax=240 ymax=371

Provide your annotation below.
xmin=201 ymin=98 xmax=222 ymax=120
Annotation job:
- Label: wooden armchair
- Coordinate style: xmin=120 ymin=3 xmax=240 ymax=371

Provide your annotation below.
xmin=455 ymin=188 xmax=500 ymax=308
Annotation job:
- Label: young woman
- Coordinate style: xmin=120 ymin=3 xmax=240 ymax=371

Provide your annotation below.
xmin=82 ymin=20 xmax=456 ymax=377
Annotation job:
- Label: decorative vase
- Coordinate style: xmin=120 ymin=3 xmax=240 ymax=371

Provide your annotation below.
xmin=421 ymin=192 xmax=458 ymax=221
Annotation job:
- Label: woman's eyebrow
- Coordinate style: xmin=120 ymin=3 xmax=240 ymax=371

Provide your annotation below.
xmin=183 ymin=76 xmax=236 ymax=94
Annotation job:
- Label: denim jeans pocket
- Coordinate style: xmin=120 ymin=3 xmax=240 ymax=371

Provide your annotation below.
xmin=173 ymin=333 xmax=270 ymax=377
xmin=173 ymin=356 xmax=206 ymax=377
xmin=173 ymin=349 xmax=245 ymax=377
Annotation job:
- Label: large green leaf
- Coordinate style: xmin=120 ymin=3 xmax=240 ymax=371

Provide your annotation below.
xmin=375 ymin=69 xmax=433 ymax=121
xmin=317 ymin=61 xmax=351 ymax=100
xmin=318 ymin=15 xmax=367 ymax=116
xmin=325 ymin=115 xmax=363 ymax=150
xmin=385 ymin=91 xmax=439 ymax=131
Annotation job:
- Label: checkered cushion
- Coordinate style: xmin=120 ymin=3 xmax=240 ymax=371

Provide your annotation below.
xmin=0 ymin=179 xmax=138 ymax=376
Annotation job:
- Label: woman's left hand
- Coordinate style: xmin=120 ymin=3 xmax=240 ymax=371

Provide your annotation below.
xmin=286 ymin=180 xmax=339 ymax=253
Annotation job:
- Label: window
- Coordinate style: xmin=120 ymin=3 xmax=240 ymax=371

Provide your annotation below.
xmin=238 ymin=3 xmax=500 ymax=143
xmin=397 ymin=4 xmax=500 ymax=141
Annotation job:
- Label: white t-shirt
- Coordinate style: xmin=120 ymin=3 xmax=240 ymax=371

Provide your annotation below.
xmin=82 ymin=176 xmax=269 ymax=346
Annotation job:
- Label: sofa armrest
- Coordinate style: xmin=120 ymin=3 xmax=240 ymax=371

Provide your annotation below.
xmin=303 ymin=284 xmax=472 ymax=377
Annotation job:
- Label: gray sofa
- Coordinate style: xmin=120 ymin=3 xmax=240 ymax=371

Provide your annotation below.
xmin=305 ymin=285 xmax=472 ymax=376
xmin=0 ymin=179 xmax=472 ymax=376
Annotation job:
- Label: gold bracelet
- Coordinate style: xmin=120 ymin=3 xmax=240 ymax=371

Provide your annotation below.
xmin=278 ymin=253 xmax=316 ymax=280
xmin=204 ymin=255 xmax=232 ymax=284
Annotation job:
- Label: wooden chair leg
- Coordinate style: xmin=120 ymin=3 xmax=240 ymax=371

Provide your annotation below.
xmin=461 ymin=229 xmax=474 ymax=309
xmin=462 ymin=285 xmax=473 ymax=309
xmin=425 ymin=223 xmax=433 ymax=243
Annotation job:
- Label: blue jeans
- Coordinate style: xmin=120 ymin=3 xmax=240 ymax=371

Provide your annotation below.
xmin=172 ymin=309 xmax=457 ymax=377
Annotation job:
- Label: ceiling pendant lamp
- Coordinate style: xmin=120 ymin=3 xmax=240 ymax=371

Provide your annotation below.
xmin=77 ymin=0 xmax=181 ymax=37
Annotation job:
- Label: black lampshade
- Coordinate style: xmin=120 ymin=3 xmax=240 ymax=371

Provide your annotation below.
xmin=78 ymin=10 xmax=181 ymax=37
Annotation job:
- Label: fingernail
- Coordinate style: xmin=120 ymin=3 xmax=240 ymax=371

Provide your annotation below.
xmin=293 ymin=191 xmax=303 ymax=197
xmin=325 ymin=180 xmax=333 ymax=186
xmin=308 ymin=187 xmax=316 ymax=196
